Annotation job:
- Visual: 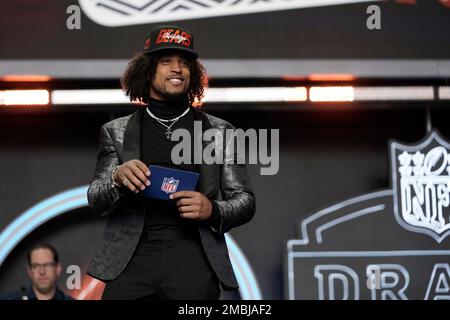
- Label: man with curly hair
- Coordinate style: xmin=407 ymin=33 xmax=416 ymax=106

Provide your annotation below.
xmin=86 ymin=25 xmax=256 ymax=300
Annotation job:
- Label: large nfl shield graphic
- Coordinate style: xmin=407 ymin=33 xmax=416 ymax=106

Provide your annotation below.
xmin=161 ymin=177 xmax=179 ymax=194
xmin=391 ymin=131 xmax=450 ymax=243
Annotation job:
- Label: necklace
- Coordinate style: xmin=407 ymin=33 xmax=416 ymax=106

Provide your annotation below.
xmin=146 ymin=106 xmax=190 ymax=139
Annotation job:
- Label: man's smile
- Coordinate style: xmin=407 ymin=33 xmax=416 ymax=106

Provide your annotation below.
xmin=167 ymin=75 xmax=184 ymax=86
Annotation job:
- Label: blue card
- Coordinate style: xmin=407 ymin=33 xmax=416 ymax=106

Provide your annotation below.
xmin=141 ymin=165 xmax=200 ymax=200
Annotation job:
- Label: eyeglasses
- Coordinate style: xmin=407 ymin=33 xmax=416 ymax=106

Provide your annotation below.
xmin=29 ymin=262 xmax=56 ymax=270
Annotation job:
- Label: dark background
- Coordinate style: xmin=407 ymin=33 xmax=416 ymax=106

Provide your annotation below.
xmin=0 ymin=0 xmax=449 ymax=59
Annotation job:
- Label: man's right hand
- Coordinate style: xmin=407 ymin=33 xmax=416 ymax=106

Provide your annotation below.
xmin=112 ymin=160 xmax=151 ymax=193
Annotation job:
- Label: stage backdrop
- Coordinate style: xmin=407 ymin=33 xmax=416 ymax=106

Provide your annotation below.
xmin=1 ymin=0 xmax=450 ymax=300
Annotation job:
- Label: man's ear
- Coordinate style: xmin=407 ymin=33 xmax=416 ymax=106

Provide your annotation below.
xmin=56 ymin=263 xmax=62 ymax=276
xmin=27 ymin=266 xmax=32 ymax=278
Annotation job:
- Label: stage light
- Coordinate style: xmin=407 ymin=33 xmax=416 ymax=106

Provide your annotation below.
xmin=203 ymin=87 xmax=307 ymax=103
xmin=51 ymin=89 xmax=130 ymax=105
xmin=309 ymin=86 xmax=354 ymax=102
xmin=0 ymin=75 xmax=51 ymax=82
xmin=438 ymin=86 xmax=450 ymax=100
xmin=52 ymin=87 xmax=308 ymax=105
xmin=0 ymin=90 xmax=49 ymax=106
xmin=309 ymin=86 xmax=435 ymax=102
xmin=308 ymin=74 xmax=355 ymax=81
xmin=354 ymin=86 xmax=434 ymax=101
xmin=49 ymin=86 xmax=439 ymax=106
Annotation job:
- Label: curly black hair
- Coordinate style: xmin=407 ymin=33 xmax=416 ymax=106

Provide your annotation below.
xmin=121 ymin=51 xmax=207 ymax=105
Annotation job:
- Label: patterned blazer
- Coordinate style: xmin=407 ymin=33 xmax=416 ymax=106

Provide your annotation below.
xmin=86 ymin=107 xmax=256 ymax=289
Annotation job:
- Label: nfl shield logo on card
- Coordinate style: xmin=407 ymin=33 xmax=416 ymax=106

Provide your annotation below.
xmin=391 ymin=130 xmax=450 ymax=243
xmin=161 ymin=177 xmax=179 ymax=194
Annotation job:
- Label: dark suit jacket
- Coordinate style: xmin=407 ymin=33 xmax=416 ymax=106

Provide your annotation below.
xmin=0 ymin=286 xmax=73 ymax=300
xmin=86 ymin=107 xmax=256 ymax=289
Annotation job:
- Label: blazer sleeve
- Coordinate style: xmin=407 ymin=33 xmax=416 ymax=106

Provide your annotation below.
xmin=87 ymin=125 xmax=125 ymax=216
xmin=210 ymin=125 xmax=256 ymax=234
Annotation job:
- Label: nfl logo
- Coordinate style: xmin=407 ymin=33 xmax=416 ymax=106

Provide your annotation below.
xmin=161 ymin=177 xmax=179 ymax=194
xmin=391 ymin=130 xmax=450 ymax=243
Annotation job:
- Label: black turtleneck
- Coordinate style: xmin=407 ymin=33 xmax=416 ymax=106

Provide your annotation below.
xmin=142 ymin=97 xmax=197 ymax=172
xmin=146 ymin=97 xmax=190 ymax=119
xmin=141 ymin=97 xmax=199 ymax=231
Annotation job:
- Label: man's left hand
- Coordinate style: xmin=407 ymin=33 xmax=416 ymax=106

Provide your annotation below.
xmin=170 ymin=191 xmax=212 ymax=221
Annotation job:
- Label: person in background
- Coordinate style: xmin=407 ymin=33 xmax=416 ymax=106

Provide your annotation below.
xmin=0 ymin=243 xmax=73 ymax=300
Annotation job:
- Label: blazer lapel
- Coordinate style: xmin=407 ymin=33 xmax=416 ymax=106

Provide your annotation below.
xmin=123 ymin=108 xmax=144 ymax=162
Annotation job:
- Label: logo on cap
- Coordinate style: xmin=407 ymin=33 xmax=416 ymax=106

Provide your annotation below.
xmin=155 ymin=29 xmax=192 ymax=47
xmin=143 ymin=25 xmax=197 ymax=58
